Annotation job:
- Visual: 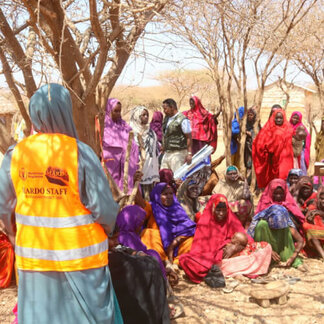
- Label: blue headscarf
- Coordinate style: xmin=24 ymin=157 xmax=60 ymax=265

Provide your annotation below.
xmin=231 ymin=106 xmax=244 ymax=155
xmin=29 ymin=83 xmax=78 ymax=138
xmin=150 ymin=183 xmax=196 ymax=254
xmin=247 ymin=205 xmax=295 ymax=237
xmin=286 ymin=169 xmax=303 ymax=187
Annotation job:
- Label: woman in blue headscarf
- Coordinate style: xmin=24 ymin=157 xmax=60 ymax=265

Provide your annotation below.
xmin=231 ymin=106 xmax=244 ymax=167
xmin=0 ymin=84 xmax=122 ymax=324
xmin=287 ymin=168 xmax=303 ymax=191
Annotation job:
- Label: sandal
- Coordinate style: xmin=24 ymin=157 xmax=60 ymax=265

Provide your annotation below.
xmin=168 ymin=296 xmax=185 ymax=319
xmin=222 ymin=280 xmax=239 ymax=293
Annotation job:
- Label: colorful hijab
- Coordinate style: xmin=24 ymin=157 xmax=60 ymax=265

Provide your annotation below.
xmin=231 ymin=106 xmax=244 ymax=154
xmin=176 ymin=178 xmax=201 ymax=221
xmin=212 ymin=165 xmax=248 ymax=202
xmin=252 ymin=109 xmax=294 ymax=188
xmin=159 ymin=169 xmax=177 ymax=193
xmin=289 ymin=111 xmax=311 ymax=168
xmin=183 ymin=96 xmax=217 ymax=147
xmin=150 ymin=183 xmax=196 ymax=252
xmin=179 ymin=194 xmax=249 ymax=282
xmin=248 ymin=205 xmax=295 ymax=237
xmin=293 ymin=176 xmax=317 ymax=212
xmin=149 ymin=111 xmax=163 ymax=143
xmin=287 ymin=168 xmax=303 ymax=187
xmin=129 ymin=106 xmax=159 ymax=185
xmin=29 ymin=83 xmax=78 ymax=138
xmin=244 ymin=107 xmax=259 ymax=170
xmin=256 ymin=179 xmax=305 ymax=224
xmin=306 ymin=186 xmax=324 ymax=224
xmin=246 ymin=107 xmax=257 ymax=133
xmin=102 ymin=98 xmax=139 ymax=193
xmin=116 ymin=205 xmax=166 ymax=277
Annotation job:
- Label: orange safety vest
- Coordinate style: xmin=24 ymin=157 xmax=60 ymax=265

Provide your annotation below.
xmin=11 ymin=133 xmax=108 ymax=272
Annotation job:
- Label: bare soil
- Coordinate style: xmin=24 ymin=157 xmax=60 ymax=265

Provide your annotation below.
xmin=1 ymin=258 xmax=323 ymax=324
xmin=172 ymin=258 xmax=324 ymax=324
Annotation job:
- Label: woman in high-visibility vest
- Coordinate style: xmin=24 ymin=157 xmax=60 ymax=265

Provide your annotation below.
xmin=0 ymin=84 xmax=122 ymax=324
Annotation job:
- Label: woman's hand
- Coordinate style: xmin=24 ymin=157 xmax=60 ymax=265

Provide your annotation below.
xmin=166 ymin=244 xmax=176 ymax=263
xmin=271 ymin=251 xmax=281 ymax=263
xmin=185 ymin=154 xmax=192 ymax=165
xmin=223 ymin=244 xmax=239 ymax=259
xmin=167 ymin=237 xmax=185 ymax=263
xmin=165 ymin=263 xmax=179 ymax=287
xmin=285 ymin=255 xmax=296 ymax=267
xmin=133 ymin=170 xmax=143 ymax=184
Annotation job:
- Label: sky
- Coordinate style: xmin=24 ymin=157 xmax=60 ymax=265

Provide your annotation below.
xmin=115 ymin=32 xmax=314 ymax=90
xmin=114 ymin=22 xmax=314 ymax=90
xmin=0 ymin=24 xmax=314 ymax=92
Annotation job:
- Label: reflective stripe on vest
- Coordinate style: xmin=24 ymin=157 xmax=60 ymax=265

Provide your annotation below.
xmin=11 ymin=133 xmax=108 ymax=271
xmin=16 ymin=213 xmax=93 ymax=228
xmin=15 ymin=239 xmax=108 ymax=261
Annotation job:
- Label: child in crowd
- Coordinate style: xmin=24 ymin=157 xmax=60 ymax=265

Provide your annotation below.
xmin=223 ymin=232 xmax=248 ymax=259
xmin=292 ymin=126 xmax=307 ymax=167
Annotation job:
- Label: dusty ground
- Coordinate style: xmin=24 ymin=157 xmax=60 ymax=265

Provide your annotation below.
xmin=172 ymin=258 xmax=324 ymax=324
xmin=1 ymin=258 xmax=324 ymax=323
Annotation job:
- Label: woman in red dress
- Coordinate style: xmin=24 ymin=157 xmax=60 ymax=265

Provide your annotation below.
xmin=252 ymin=109 xmax=294 ymax=188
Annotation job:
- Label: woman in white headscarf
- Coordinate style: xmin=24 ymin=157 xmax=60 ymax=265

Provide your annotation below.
xmin=130 ymin=106 xmax=160 ymax=200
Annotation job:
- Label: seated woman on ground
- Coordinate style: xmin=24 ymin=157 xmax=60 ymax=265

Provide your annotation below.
xmin=292 ymin=176 xmax=317 ymax=216
xmin=177 ymin=178 xmax=210 ymax=222
xmin=247 ymin=179 xmax=305 ymax=268
xmin=303 ymin=186 xmax=324 ymax=260
xmin=212 ymin=165 xmax=253 ymax=229
xmin=107 ymin=230 xmax=170 ymax=323
xmin=115 ymin=205 xmax=167 ymax=278
xmin=179 ymin=194 xmax=272 ymax=285
xmin=135 ymin=182 xmax=196 ymax=270
xmin=287 ymin=168 xmax=303 ymax=193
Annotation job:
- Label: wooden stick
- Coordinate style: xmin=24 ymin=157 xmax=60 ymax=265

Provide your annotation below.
xmin=211 ymin=154 xmax=226 ymax=170
xmin=123 ymin=131 xmax=134 ymax=194
xmin=101 ymin=161 xmax=122 ymax=201
xmin=127 ymin=134 xmax=146 ymax=205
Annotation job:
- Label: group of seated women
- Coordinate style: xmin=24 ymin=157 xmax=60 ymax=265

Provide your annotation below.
xmin=107 ymin=158 xmax=324 ymax=312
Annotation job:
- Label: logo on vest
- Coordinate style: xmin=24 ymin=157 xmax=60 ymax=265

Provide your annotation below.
xmin=45 ymin=167 xmax=69 ymax=186
xmin=19 ymin=168 xmax=27 ymax=181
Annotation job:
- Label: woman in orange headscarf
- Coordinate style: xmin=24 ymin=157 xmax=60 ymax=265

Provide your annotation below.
xmin=252 ymin=109 xmax=294 ymax=188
